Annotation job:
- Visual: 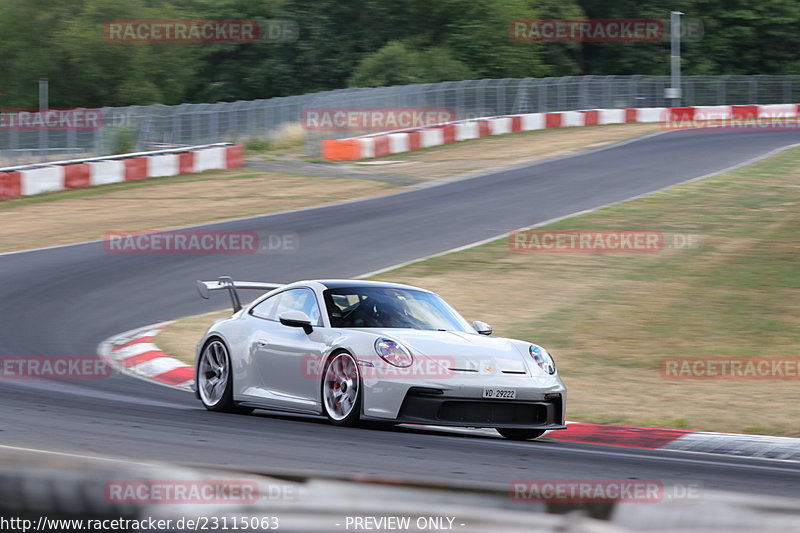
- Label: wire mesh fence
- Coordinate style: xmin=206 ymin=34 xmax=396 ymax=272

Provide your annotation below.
xmin=2 ymin=74 xmax=800 ymax=164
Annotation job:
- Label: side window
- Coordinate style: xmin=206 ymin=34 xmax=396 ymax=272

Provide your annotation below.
xmin=250 ymin=293 xmax=281 ymax=320
xmin=274 ymin=288 xmax=322 ymax=326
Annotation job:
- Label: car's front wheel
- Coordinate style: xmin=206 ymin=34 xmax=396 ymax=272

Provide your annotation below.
xmin=197 ymin=338 xmax=252 ymax=414
xmin=321 ymin=352 xmax=362 ymax=427
xmin=496 ymin=428 xmax=547 ymax=440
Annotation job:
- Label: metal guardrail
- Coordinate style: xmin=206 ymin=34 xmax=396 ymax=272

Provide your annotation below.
xmin=2 ymin=446 xmax=798 ymax=533
xmin=0 ymin=142 xmax=235 ymax=172
xmin=2 ymin=75 xmax=799 ymax=160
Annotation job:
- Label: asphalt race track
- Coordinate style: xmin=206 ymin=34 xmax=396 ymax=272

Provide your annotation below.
xmin=1 ymin=129 xmax=799 ymax=496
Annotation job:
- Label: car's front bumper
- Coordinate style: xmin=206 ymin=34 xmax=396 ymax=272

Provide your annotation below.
xmin=361 ymin=372 xmax=567 ymax=429
xmin=386 ymin=387 xmax=565 ymax=429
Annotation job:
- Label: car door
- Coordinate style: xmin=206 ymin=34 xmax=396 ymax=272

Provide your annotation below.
xmin=247 ymin=287 xmax=327 ymax=411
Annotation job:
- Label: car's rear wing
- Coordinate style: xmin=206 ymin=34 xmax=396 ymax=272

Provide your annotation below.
xmin=196 ymin=276 xmax=285 ymax=313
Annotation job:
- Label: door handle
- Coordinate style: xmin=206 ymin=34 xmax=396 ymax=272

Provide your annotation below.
xmin=256 ymin=340 xmax=269 ymax=348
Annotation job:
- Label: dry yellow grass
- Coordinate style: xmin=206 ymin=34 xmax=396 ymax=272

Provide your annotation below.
xmin=0 ymin=171 xmax=394 ymax=252
xmin=156 ymin=311 xmax=230 ymax=366
xmin=155 ymin=146 xmax=800 ymax=437
xmin=268 ymin=122 xmax=306 ymax=150
xmin=1 ymin=123 xmax=658 ymax=253
xmin=364 ymin=149 xmax=800 ymax=436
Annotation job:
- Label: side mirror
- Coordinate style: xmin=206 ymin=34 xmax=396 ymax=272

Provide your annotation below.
xmin=473 ymin=320 xmax=493 ymax=336
xmin=279 ymin=310 xmax=314 ymax=334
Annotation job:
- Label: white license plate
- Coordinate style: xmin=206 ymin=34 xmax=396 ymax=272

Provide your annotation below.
xmin=482 ymin=388 xmax=516 ymax=399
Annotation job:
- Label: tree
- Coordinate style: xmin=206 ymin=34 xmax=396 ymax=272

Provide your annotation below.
xmin=0 ymin=0 xmax=198 ymax=107
xmin=426 ymin=0 xmax=547 ymax=79
xmin=529 ymin=0 xmax=586 ymax=76
xmin=349 ymin=41 xmax=474 ymax=87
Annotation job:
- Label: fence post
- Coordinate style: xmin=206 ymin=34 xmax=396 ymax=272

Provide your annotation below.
xmin=29 ymin=74 xmax=798 ymax=161
xmin=539 ymin=78 xmax=550 ymax=112
xmin=784 ymin=77 xmax=794 ymax=104
xmin=579 ymin=76 xmax=591 ymax=109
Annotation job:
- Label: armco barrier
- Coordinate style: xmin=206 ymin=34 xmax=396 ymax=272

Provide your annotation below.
xmin=194 ymin=146 xmax=227 ymax=172
xmin=123 ymin=157 xmax=149 ymax=180
xmin=224 ymin=144 xmax=244 ymax=168
xmin=22 ymin=167 xmax=64 ymax=196
xmin=178 ymin=151 xmax=195 ymax=174
xmin=759 ymin=103 xmax=796 ymax=117
xmin=0 ymin=171 xmax=21 ymax=199
xmin=321 ymin=104 xmax=800 ymax=161
xmin=0 ymin=143 xmax=244 ymax=200
xmin=148 ymin=153 xmax=179 ymax=178
xmin=90 ymin=160 xmax=125 ymax=185
xmin=64 ymin=164 xmax=91 ymax=189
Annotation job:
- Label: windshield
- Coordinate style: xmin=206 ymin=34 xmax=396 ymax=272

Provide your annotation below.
xmin=323 ymin=287 xmax=473 ymax=332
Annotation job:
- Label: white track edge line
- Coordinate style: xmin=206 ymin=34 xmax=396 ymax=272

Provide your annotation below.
xmin=94 ymin=142 xmax=800 ymax=452
xmin=357 ymin=142 xmax=800 ymax=278
xmin=0 ymin=127 xmax=673 ymax=258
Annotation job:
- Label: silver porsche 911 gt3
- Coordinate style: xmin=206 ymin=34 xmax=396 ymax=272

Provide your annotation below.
xmin=194 ymin=277 xmax=566 ymax=440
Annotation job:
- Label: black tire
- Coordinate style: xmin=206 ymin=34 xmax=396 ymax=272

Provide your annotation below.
xmin=321 ymin=352 xmax=362 ymax=427
xmin=497 ymin=428 xmax=547 ymax=440
xmin=197 ymin=338 xmax=253 ymax=414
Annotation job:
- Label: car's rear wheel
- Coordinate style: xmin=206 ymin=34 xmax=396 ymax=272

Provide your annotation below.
xmin=496 ymin=428 xmax=547 ymax=440
xmin=321 ymin=352 xmax=362 ymax=427
xmin=198 ymin=339 xmax=252 ymax=413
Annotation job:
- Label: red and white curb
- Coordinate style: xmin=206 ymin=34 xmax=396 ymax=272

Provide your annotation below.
xmin=550 ymin=422 xmax=800 ymax=461
xmin=99 ymin=323 xmax=799 ymax=461
xmin=98 ymin=322 xmax=194 ymax=392
xmin=0 ymin=142 xmax=244 ymax=200
xmin=416 ymin=422 xmax=800 ymax=460
xmin=322 ymin=103 xmax=800 ymax=160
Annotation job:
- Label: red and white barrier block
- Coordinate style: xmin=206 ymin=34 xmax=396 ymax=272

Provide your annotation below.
xmin=0 ymin=143 xmax=244 ymax=200
xmin=322 ymin=104 xmax=800 ymax=161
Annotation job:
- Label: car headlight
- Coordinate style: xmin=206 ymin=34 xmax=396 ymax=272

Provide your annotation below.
xmin=374 ymin=338 xmax=413 ymax=368
xmin=530 ymin=345 xmax=556 ymax=375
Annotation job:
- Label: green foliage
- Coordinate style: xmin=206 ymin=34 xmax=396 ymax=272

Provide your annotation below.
xmin=244 ymin=139 xmax=270 ymax=153
xmin=532 ymin=0 xmax=586 ymax=76
xmin=106 ymin=125 xmax=137 ymax=154
xmin=425 ymin=0 xmax=547 ymax=79
xmin=687 ymin=0 xmax=800 ymax=75
xmin=0 ymin=0 xmax=798 ymax=108
xmin=0 ymin=0 xmax=197 ymax=107
xmin=576 ymin=0 xmax=800 ymax=76
xmin=349 ymin=42 xmax=475 ymax=87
